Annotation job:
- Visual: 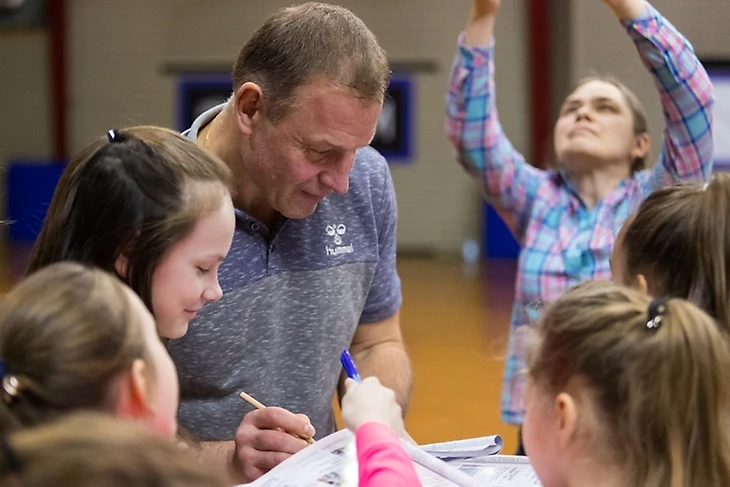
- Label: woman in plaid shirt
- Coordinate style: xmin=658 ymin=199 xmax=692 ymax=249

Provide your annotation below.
xmin=445 ymin=0 xmax=714 ymax=448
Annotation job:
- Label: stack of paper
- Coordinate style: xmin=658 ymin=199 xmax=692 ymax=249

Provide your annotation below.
xmin=242 ymin=429 xmax=542 ymax=486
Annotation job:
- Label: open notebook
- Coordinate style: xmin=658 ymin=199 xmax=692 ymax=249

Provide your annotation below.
xmin=241 ymin=429 xmax=541 ymax=487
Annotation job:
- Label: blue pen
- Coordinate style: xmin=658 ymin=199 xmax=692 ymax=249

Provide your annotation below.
xmin=340 ymin=350 xmax=361 ymax=382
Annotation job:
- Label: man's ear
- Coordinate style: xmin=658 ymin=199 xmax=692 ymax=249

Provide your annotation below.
xmin=234 ymin=82 xmax=266 ymax=136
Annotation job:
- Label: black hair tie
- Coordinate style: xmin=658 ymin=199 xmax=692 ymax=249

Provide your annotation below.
xmin=107 ymin=129 xmax=124 ymax=143
xmin=646 ymin=297 xmax=669 ymax=330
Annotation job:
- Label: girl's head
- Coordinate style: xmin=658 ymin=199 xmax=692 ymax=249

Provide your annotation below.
xmin=553 ymin=75 xmax=650 ymax=175
xmin=524 ymin=281 xmax=730 ymax=487
xmin=0 ymin=412 xmax=228 ymax=487
xmin=27 ymin=126 xmax=236 ymax=339
xmin=612 ymin=173 xmax=730 ymax=333
xmin=0 ymin=263 xmax=178 ymax=439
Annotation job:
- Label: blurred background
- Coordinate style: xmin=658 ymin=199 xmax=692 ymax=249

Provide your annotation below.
xmin=1 ymin=0 xmax=729 ymax=453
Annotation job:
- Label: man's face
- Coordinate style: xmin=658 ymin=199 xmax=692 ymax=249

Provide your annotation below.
xmin=243 ymin=78 xmax=383 ymax=219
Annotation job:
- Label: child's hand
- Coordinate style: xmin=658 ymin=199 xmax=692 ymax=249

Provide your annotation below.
xmin=341 ymin=377 xmax=406 ymax=437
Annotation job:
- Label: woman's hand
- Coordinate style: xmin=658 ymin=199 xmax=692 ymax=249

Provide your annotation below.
xmin=473 ymin=0 xmax=501 ymax=19
xmin=602 ymin=0 xmax=645 ymax=20
xmin=464 ymin=0 xmax=501 ymax=46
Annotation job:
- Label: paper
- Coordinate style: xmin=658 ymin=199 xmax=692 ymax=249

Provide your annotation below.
xmin=243 ymin=430 xmax=472 ymax=487
xmin=243 ymin=430 xmax=359 ymax=487
xmin=446 ymin=455 xmax=542 ymax=486
xmin=241 ymin=430 xmax=539 ymax=487
xmin=400 ymin=440 xmax=481 ymax=487
xmin=421 ymin=435 xmax=503 ymax=459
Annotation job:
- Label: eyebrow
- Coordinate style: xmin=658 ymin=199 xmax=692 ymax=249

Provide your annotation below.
xmin=199 ymin=254 xmax=226 ymax=263
xmin=300 ymin=137 xmax=343 ymax=151
xmin=564 ymin=96 xmax=619 ymax=106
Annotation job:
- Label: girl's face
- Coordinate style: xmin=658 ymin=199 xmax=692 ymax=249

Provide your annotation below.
xmin=125 ymin=287 xmax=180 ymax=439
xmin=522 ymin=378 xmax=565 ymax=487
xmin=150 ymin=189 xmax=235 ymax=339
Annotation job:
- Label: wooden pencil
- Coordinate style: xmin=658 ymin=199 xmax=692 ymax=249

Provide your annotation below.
xmin=239 ymin=391 xmax=316 ymax=445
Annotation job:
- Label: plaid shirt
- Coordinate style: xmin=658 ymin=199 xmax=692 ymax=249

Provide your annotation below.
xmin=445 ymin=2 xmax=714 ymax=424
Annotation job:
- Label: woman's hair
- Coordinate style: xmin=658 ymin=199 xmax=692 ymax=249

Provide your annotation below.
xmin=26 ymin=126 xmax=232 ymax=311
xmin=0 ymin=412 xmax=227 ymax=486
xmin=528 ymin=281 xmax=730 ymax=487
xmin=0 ymin=262 xmax=152 ymax=434
xmin=617 ymin=172 xmax=730 ymax=333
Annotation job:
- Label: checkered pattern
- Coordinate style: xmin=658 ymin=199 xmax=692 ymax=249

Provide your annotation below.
xmin=444 ymin=2 xmax=714 ymax=424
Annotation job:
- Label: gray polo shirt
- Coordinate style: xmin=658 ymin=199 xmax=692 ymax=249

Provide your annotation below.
xmin=168 ymin=104 xmax=402 ymax=441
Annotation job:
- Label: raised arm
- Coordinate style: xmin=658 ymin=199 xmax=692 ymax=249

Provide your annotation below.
xmin=617 ymin=0 xmax=715 ymax=194
xmin=444 ymin=0 xmax=544 ymax=241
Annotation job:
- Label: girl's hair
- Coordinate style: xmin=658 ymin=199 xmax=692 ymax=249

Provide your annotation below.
xmin=0 ymin=412 xmax=227 ymax=486
xmin=0 ymin=262 xmax=152 ymax=434
xmin=528 ymin=281 xmax=730 ymax=487
xmin=618 ymin=172 xmax=730 ymax=333
xmin=26 ymin=126 xmax=232 ymax=311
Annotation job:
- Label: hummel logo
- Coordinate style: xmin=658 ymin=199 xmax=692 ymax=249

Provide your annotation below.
xmin=326 ymin=224 xmax=347 ymax=245
xmin=325 ymin=223 xmax=354 ymax=256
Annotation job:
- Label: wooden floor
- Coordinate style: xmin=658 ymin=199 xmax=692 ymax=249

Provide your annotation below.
xmin=397 ymin=257 xmax=519 ymax=453
xmin=4 ymin=245 xmax=519 ymax=453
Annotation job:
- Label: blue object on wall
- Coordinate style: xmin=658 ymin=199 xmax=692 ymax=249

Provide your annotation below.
xmin=7 ymin=160 xmax=65 ymax=243
xmin=483 ymin=201 xmax=520 ymax=258
xmin=370 ymin=74 xmax=415 ymax=163
xmin=176 ymin=74 xmax=233 ymax=133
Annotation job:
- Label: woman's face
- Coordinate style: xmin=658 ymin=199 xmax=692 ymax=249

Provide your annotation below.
xmin=553 ymin=80 xmax=642 ymax=173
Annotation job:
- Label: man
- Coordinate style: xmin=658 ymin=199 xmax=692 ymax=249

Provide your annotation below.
xmin=167 ymin=3 xmax=412 ymax=482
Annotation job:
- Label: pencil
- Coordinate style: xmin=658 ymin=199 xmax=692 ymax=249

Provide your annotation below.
xmin=239 ymin=391 xmax=316 ymax=445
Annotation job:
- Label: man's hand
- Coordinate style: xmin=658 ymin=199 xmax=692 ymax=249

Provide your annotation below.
xmin=345 ymin=312 xmax=412 ymax=413
xmin=232 ymin=407 xmax=315 ymax=482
